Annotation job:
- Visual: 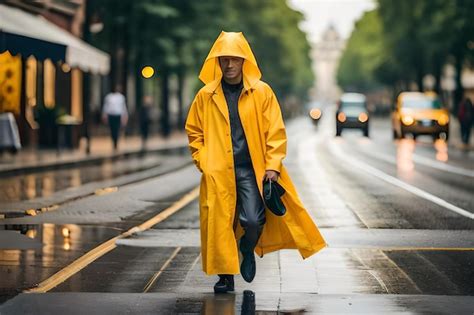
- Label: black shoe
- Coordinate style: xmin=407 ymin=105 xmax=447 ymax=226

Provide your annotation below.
xmin=239 ymin=239 xmax=256 ymax=283
xmin=241 ymin=290 xmax=256 ymax=315
xmin=214 ymin=274 xmax=234 ymax=293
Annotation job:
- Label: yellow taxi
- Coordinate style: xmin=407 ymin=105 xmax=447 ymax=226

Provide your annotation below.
xmin=392 ymin=92 xmax=449 ymax=140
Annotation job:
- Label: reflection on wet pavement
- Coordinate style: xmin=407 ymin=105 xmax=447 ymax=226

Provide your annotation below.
xmin=0 ymin=155 xmax=163 ymax=202
xmin=2 ymin=291 xmax=473 ymax=314
xmin=396 ymin=139 xmax=415 ymax=174
xmin=178 ymin=249 xmax=418 ymax=296
xmin=200 ymin=294 xmax=236 ymax=315
xmin=434 ymin=139 xmax=448 ymax=162
xmin=0 ymin=224 xmax=119 ymax=296
xmin=396 ymin=138 xmax=450 ymax=174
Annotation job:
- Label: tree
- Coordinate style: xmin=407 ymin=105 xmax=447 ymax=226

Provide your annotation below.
xmin=337 ymin=10 xmax=387 ymax=91
xmin=339 ymin=0 xmax=474 ymax=102
xmin=85 ymin=0 xmax=315 ymax=135
xmin=218 ymin=0 xmax=314 ymax=101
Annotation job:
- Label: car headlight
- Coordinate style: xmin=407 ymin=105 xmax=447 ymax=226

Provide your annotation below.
xmin=437 ymin=114 xmax=449 ymax=126
xmin=358 ymin=112 xmax=368 ymax=123
xmin=337 ymin=112 xmax=346 ymax=123
xmin=309 ymin=108 xmax=322 ymax=120
xmin=401 ymin=115 xmax=414 ymax=125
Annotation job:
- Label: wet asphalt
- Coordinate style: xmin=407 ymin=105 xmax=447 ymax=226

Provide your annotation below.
xmin=0 ymin=111 xmax=473 ymax=314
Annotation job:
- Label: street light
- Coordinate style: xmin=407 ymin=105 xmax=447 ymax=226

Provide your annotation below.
xmin=141 ymin=66 xmax=154 ymax=79
xmin=61 ymin=63 xmax=71 ymax=73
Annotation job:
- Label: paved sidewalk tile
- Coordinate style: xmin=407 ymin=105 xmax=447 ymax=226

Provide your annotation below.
xmin=0 ymin=131 xmax=188 ymax=174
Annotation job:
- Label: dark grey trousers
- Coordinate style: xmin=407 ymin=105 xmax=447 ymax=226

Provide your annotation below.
xmin=234 ymin=164 xmax=266 ymax=251
xmin=107 ymin=114 xmax=121 ymax=149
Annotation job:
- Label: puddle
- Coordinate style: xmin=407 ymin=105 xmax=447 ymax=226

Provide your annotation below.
xmin=175 ymin=293 xmax=306 ymax=314
xmin=0 ymin=154 xmax=166 ymax=202
xmin=0 ymin=223 xmax=119 ymax=253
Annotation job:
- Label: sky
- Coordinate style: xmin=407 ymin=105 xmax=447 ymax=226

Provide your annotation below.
xmin=288 ymin=0 xmax=376 ymax=43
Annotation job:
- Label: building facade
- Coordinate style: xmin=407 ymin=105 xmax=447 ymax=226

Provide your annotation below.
xmin=0 ymin=1 xmax=109 ymax=148
xmin=311 ymin=24 xmax=345 ymax=104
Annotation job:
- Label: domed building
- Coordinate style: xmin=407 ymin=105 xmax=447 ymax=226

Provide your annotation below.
xmin=311 ymin=24 xmax=345 ymax=104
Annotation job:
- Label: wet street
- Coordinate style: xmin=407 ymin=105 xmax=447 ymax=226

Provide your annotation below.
xmin=0 ymin=110 xmax=473 ymax=314
xmin=0 ymin=154 xmax=163 ymax=202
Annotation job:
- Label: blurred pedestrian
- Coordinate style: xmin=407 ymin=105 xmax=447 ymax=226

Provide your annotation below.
xmin=457 ymin=97 xmax=473 ymax=145
xmin=139 ymin=95 xmax=153 ymax=151
xmin=0 ymin=112 xmax=21 ymax=154
xmin=185 ymin=31 xmax=326 ymax=294
xmin=102 ymin=85 xmax=128 ymax=150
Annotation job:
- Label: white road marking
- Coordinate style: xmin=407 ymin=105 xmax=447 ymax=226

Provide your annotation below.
xmin=355 ymin=145 xmax=474 ymax=178
xmin=295 ymin=131 xmax=368 ymax=228
xmin=411 ymin=153 xmax=474 ymax=177
xmin=328 ymin=140 xmax=474 ymax=220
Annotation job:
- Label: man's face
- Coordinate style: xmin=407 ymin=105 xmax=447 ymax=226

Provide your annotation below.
xmin=219 ymin=56 xmax=244 ymax=82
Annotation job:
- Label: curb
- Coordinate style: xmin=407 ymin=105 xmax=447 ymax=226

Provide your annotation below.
xmin=0 ymin=157 xmax=194 ymax=220
xmin=0 ymin=143 xmax=189 ymax=177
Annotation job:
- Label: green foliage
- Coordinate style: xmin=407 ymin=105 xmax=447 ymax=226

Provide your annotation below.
xmin=338 ymin=0 xmax=474 ymax=95
xmin=337 ymin=10 xmax=387 ymax=91
xmin=86 ymin=0 xmax=313 ymax=101
xmin=217 ymin=0 xmax=314 ymax=99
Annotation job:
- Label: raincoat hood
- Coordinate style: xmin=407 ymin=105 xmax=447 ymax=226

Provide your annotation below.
xmin=199 ymin=31 xmax=262 ymax=90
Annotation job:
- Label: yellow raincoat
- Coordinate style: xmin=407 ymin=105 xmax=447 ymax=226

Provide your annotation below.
xmin=185 ymin=31 xmax=326 ymax=275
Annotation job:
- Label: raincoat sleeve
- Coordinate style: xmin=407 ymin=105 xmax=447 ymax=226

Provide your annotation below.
xmin=263 ymin=88 xmax=287 ymax=174
xmin=185 ymin=94 xmax=204 ymax=173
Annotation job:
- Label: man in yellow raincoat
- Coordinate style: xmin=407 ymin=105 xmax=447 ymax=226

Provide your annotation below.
xmin=185 ymin=31 xmax=326 ymax=293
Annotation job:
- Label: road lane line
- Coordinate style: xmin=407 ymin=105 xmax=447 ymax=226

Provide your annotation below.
xmin=143 ymin=247 xmax=181 ymax=293
xmin=377 ymin=247 xmax=474 ymax=251
xmin=328 ymin=140 xmax=474 ymax=220
xmin=297 ymin=133 xmax=369 ymax=228
xmin=411 ymin=153 xmax=474 ymax=177
xmin=376 ymin=251 xmax=422 ymax=294
xmin=351 ymin=250 xmax=389 ymax=293
xmin=354 ymin=145 xmax=474 ymax=178
xmin=332 ymin=246 xmax=474 ymax=251
xmin=189 ymin=255 xmax=201 ymax=270
xmin=24 ymin=187 xmax=199 ymax=293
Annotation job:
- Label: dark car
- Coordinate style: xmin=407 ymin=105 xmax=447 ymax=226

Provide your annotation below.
xmin=336 ymin=93 xmax=369 ymax=137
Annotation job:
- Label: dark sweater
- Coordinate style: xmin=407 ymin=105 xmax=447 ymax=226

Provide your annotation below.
xmin=221 ymin=79 xmax=252 ymax=166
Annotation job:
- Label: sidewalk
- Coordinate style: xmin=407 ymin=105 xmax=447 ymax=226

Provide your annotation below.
xmin=448 ymin=118 xmax=474 ymax=150
xmin=0 ymin=131 xmax=189 ymax=175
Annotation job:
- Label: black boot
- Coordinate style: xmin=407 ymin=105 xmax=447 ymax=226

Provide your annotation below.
xmin=214 ymin=274 xmax=234 ymax=293
xmin=239 ymin=238 xmax=256 ymax=283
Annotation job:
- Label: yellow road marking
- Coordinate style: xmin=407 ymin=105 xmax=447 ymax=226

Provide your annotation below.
xmin=40 ymin=205 xmax=59 ymax=213
xmin=331 ymin=246 xmax=474 ymax=251
xmin=142 ymin=247 xmax=182 ymax=293
xmin=25 ymin=187 xmax=199 ymax=293
xmin=25 ymin=209 xmax=37 ymax=216
xmin=380 ymin=247 xmax=474 ymax=251
xmin=94 ymin=186 xmax=118 ymax=196
xmin=189 ymin=255 xmax=201 ymax=271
